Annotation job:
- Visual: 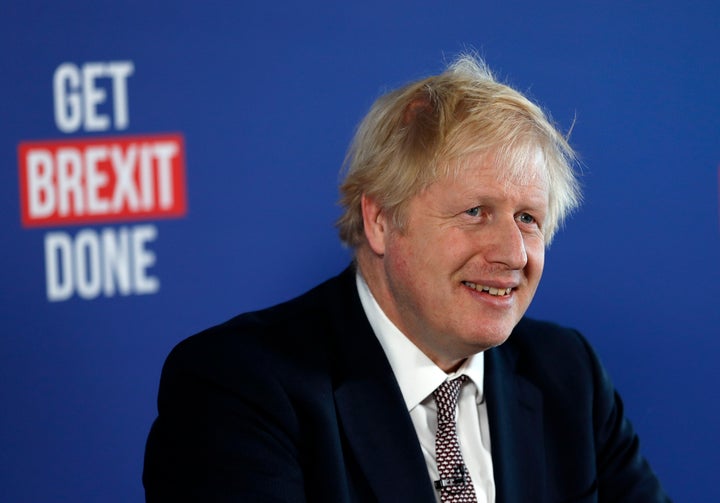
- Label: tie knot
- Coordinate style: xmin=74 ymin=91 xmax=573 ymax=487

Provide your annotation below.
xmin=433 ymin=376 xmax=467 ymax=425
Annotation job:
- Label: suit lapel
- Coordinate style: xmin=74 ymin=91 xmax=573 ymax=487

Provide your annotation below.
xmin=328 ymin=268 xmax=436 ymax=502
xmin=334 ymin=375 xmax=436 ymax=502
xmin=485 ymin=338 xmax=546 ymax=503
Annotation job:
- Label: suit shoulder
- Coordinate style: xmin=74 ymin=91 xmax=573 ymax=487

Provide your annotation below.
xmin=510 ymin=317 xmax=592 ymax=355
xmin=500 ymin=317 xmax=602 ymax=388
xmin=164 ymin=269 xmax=353 ymax=376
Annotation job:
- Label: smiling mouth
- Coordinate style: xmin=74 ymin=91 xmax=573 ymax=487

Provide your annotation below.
xmin=462 ymin=281 xmax=513 ymax=297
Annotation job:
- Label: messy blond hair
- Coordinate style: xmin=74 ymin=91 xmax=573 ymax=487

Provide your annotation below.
xmin=337 ymin=54 xmax=581 ymax=247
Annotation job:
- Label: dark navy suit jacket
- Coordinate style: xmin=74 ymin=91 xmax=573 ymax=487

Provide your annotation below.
xmin=143 ymin=267 xmax=671 ymax=502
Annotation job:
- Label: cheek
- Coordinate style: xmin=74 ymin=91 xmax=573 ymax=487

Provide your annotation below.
xmin=386 ymin=227 xmax=471 ymax=288
xmin=385 ymin=235 xmax=443 ymax=298
xmin=384 ymin=236 xmax=417 ymax=284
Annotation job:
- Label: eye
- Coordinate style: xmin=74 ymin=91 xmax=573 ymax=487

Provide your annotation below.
xmin=465 ymin=207 xmax=481 ymax=217
xmin=518 ymin=213 xmax=537 ymax=225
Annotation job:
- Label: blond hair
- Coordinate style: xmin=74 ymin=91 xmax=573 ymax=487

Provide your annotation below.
xmin=336 ymin=55 xmax=581 ymax=247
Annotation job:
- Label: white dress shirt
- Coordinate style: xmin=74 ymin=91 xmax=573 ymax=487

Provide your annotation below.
xmin=356 ymin=273 xmax=496 ymax=503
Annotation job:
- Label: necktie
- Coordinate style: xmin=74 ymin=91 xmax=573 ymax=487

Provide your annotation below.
xmin=433 ymin=376 xmax=478 ymax=503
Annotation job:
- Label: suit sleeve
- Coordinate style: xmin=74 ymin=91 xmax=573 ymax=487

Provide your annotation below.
xmin=581 ymin=335 xmax=673 ymax=503
xmin=142 ymin=333 xmax=306 ymax=502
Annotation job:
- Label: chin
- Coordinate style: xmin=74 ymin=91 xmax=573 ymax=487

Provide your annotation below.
xmin=463 ymin=332 xmax=511 ymax=353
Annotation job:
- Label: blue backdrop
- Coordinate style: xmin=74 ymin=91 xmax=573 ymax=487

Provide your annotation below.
xmin=2 ymin=1 xmax=718 ymax=501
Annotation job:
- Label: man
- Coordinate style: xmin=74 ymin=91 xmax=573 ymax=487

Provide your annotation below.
xmin=144 ymin=55 xmax=671 ymax=502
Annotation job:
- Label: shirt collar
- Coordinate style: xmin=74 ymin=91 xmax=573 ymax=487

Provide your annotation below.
xmin=356 ymin=272 xmax=485 ymax=412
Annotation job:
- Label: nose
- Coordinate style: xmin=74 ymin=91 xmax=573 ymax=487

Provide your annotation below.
xmin=485 ymin=217 xmax=528 ymax=269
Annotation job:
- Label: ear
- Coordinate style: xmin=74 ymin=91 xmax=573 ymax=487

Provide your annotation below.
xmin=361 ymin=194 xmax=388 ymax=256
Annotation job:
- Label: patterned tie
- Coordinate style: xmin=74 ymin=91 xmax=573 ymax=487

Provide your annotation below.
xmin=433 ymin=376 xmax=478 ymax=503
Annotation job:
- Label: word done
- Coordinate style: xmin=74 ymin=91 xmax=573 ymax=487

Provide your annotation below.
xmin=45 ymin=225 xmax=159 ymax=302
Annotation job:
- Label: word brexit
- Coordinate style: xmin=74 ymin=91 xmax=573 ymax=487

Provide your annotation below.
xmin=19 ymin=134 xmax=186 ymax=227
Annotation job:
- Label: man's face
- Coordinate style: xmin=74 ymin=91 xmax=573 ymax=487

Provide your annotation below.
xmin=362 ymin=150 xmax=549 ymax=371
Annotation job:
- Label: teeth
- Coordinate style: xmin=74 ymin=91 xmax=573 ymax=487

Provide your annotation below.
xmin=463 ymin=281 xmax=512 ymax=296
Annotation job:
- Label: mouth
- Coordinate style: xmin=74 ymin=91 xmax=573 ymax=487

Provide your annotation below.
xmin=462 ymin=281 xmax=513 ymax=297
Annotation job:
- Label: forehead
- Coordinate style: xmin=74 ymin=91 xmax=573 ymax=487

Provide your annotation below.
xmin=447 ymin=146 xmax=549 ymax=194
xmin=410 ymin=151 xmax=550 ymax=217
